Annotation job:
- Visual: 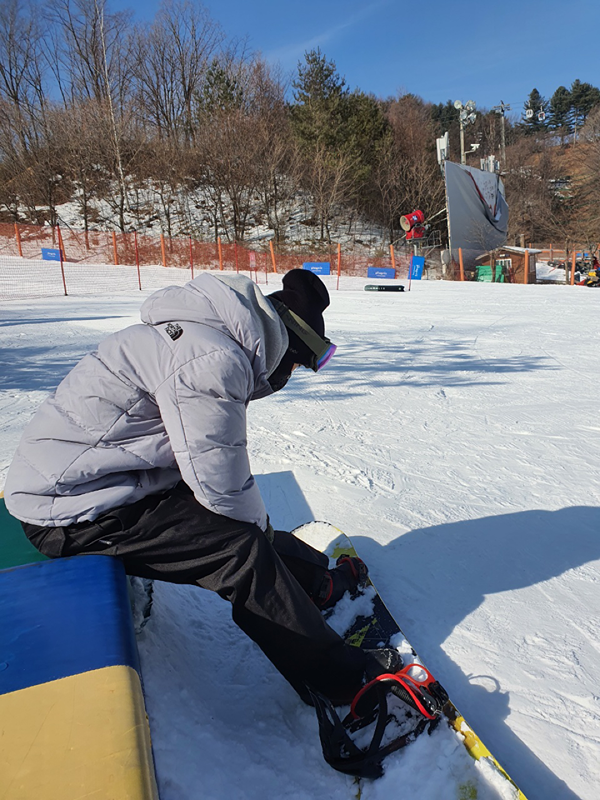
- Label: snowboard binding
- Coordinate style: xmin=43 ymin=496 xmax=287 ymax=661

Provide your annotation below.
xmin=351 ymin=662 xmax=448 ymax=722
xmin=310 ymin=661 xmax=449 ymax=779
xmin=315 ymin=554 xmax=369 ymax=610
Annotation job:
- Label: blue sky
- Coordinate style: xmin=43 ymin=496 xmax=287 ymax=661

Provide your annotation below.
xmin=122 ymin=0 xmax=599 ymax=118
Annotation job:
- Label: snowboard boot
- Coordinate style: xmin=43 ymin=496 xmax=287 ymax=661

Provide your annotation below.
xmin=315 ymin=554 xmax=369 ymax=610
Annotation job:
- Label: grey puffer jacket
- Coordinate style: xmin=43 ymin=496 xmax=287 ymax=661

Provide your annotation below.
xmin=4 ymin=273 xmax=288 ymax=530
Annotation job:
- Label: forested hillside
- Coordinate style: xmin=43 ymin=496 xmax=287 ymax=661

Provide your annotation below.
xmin=1 ymin=0 xmax=600 ymax=251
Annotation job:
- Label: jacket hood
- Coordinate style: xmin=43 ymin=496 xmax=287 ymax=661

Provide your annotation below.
xmin=140 ymin=273 xmax=288 ymax=396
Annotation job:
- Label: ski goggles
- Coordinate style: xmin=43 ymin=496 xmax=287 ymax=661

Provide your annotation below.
xmin=270 ymin=298 xmax=337 ymax=372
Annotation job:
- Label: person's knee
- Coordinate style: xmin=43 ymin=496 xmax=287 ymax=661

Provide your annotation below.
xmin=214 ymin=521 xmax=277 ymax=598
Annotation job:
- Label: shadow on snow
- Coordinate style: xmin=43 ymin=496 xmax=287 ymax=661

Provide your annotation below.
xmin=259 ymin=470 xmax=594 ymax=800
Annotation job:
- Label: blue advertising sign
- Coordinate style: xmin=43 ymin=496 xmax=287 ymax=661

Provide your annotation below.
xmin=410 ymin=256 xmax=425 ymax=280
xmin=367 ymin=267 xmax=396 ymax=280
xmin=302 ymin=262 xmax=330 ymax=275
xmin=41 ymin=248 xmax=63 ymax=261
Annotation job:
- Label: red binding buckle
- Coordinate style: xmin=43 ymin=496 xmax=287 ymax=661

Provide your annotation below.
xmin=351 ymin=663 xmax=441 ymax=721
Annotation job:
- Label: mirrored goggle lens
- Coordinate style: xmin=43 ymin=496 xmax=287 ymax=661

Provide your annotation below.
xmin=316 ymin=343 xmax=337 ymax=371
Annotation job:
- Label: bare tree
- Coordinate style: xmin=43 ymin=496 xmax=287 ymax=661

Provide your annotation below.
xmin=502 ymin=137 xmax=571 ymax=247
xmin=244 ymin=59 xmax=299 ymax=245
xmin=133 ymin=0 xmax=223 ymax=144
xmin=197 ymin=106 xmax=264 ymax=241
xmin=574 ymin=107 xmax=600 ymax=253
xmin=52 ymin=101 xmax=113 ymax=232
xmin=368 ymin=95 xmax=444 ymax=243
xmin=302 ymin=143 xmax=357 ymax=243
xmin=44 ymin=0 xmax=132 ymax=106
xmin=371 ymin=133 xmax=404 ymax=243
xmin=0 ymin=0 xmax=48 ymax=156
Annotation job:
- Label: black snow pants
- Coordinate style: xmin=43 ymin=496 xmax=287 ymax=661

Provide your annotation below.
xmin=22 ymin=481 xmax=366 ymax=703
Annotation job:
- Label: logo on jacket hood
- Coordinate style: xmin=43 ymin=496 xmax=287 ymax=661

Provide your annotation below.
xmin=165 ymin=322 xmax=183 ymax=341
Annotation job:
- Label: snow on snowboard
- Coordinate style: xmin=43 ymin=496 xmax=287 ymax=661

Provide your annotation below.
xmin=295 ymin=522 xmax=527 ymax=800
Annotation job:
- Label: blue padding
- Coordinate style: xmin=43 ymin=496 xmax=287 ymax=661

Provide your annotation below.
xmin=367 ymin=266 xmax=396 ymax=279
xmin=0 ymin=556 xmax=139 ymax=696
xmin=302 ymin=262 xmax=330 ymax=275
xmin=41 ymin=248 xmax=63 ymax=261
xmin=411 ymin=255 xmax=425 ymax=280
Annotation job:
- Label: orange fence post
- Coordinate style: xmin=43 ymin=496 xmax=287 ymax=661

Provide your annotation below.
xmin=14 ymin=223 xmax=23 ymax=257
xmin=524 ymin=249 xmax=529 ymax=284
xmin=59 ymin=244 xmax=68 ymax=296
xmin=389 ymin=243 xmax=396 ymax=274
xmin=549 ymin=243 xmax=553 ymax=262
xmin=458 ymin=248 xmax=465 ymax=281
xmin=269 ymin=240 xmax=277 ymax=273
xmin=112 ymin=231 xmax=119 ymax=265
xmin=337 ymin=242 xmax=341 ymax=290
xmin=134 ymin=232 xmax=142 ymax=290
xmin=160 ymin=234 xmax=167 ymax=267
xmin=57 ymin=224 xmax=65 ymax=261
xmin=234 ymin=241 xmax=239 ymax=273
xmin=217 ymin=236 xmax=223 ymax=270
xmin=189 ymin=237 xmax=194 ymax=279
xmin=571 ymin=251 xmax=576 ymax=286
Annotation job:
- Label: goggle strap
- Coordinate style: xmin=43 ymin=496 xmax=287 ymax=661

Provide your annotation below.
xmin=269 ymin=297 xmax=332 ymax=371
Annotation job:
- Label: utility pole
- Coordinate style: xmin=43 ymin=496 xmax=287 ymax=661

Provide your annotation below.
xmin=492 ymin=101 xmax=511 ymax=169
xmin=454 ymin=100 xmax=477 ymax=165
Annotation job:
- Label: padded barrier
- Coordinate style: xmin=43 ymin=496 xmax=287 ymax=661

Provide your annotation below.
xmin=0 ymin=497 xmax=159 ymax=799
xmin=0 ymin=496 xmax=48 ymax=570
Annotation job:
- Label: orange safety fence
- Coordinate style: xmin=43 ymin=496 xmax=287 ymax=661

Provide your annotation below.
xmin=0 ymin=222 xmax=414 ymax=301
xmin=0 ymin=222 xmax=412 ymax=272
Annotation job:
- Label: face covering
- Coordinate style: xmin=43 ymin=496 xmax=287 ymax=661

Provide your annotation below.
xmin=268 ymin=360 xmax=293 ymax=392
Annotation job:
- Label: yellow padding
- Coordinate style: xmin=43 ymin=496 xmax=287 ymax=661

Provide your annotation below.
xmin=0 ymin=665 xmax=158 ymax=800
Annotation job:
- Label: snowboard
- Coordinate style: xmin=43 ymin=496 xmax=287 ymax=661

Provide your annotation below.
xmin=364 ymin=284 xmax=405 ymax=292
xmin=294 ymin=522 xmax=528 ymax=800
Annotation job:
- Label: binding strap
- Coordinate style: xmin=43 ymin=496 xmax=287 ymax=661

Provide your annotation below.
xmin=309 ymin=686 xmax=431 ymax=779
xmin=351 ymin=668 xmax=444 ymax=721
xmin=309 ymin=664 xmax=448 ymax=779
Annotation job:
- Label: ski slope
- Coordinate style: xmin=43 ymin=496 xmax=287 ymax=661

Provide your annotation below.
xmin=1 ymin=271 xmax=599 ymax=800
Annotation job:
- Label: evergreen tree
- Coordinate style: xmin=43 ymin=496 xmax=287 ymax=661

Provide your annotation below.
xmin=342 ymin=91 xmax=387 ymax=162
xmin=290 ymin=48 xmax=348 ymax=150
xmin=430 ymin=100 xmax=460 ymax=161
xmin=197 ymin=60 xmax=244 ymax=115
xmin=339 ymin=89 xmax=389 ymax=206
xmin=522 ymin=88 xmax=548 ymax=135
xmin=549 ymin=86 xmax=572 ymax=134
xmin=570 ymin=79 xmax=600 ymax=138
xmin=430 ymin=100 xmax=459 ymax=134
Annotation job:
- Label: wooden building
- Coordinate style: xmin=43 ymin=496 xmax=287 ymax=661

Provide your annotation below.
xmin=474 ymin=246 xmax=541 ymax=283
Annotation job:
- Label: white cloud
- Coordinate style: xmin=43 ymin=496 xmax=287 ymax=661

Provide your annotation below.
xmin=265 ymin=0 xmax=390 ymax=68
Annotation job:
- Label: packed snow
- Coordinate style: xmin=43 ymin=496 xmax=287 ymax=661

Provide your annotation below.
xmin=1 ymin=263 xmax=600 ymax=800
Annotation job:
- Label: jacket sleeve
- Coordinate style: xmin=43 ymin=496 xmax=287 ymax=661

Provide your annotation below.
xmin=154 ymin=348 xmax=268 ymax=530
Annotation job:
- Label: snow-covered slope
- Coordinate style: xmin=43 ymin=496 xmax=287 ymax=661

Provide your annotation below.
xmin=1 ymin=271 xmax=599 ymax=799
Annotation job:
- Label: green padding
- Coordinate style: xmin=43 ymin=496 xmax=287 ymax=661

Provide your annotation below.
xmin=476 ymin=264 xmax=505 ymax=282
xmin=0 ymin=497 xmax=48 ymax=570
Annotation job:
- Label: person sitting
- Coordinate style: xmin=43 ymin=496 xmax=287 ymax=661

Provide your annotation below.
xmin=4 ymin=268 xmax=398 ymax=707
